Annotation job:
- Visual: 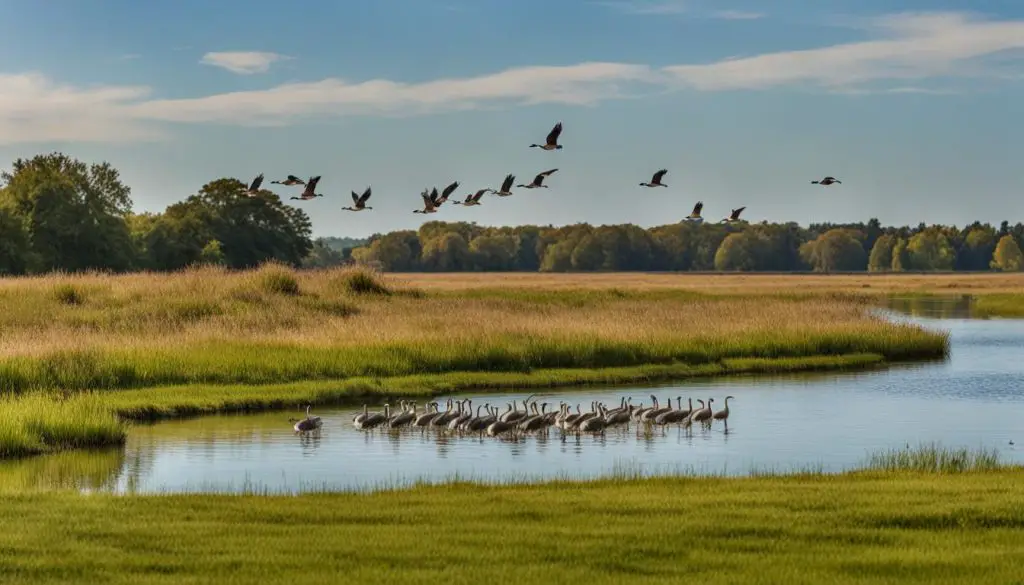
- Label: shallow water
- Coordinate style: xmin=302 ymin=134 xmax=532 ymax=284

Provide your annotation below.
xmin=3 ymin=300 xmax=1022 ymax=493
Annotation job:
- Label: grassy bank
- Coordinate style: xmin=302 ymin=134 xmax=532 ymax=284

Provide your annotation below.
xmin=2 ymin=464 xmax=1022 ymax=583
xmin=0 ymin=352 xmax=886 ymax=457
xmin=0 ymin=266 xmax=950 ymax=393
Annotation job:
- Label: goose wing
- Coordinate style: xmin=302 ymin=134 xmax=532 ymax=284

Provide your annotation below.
xmin=691 ymin=201 xmax=703 ymax=216
xmin=351 ymin=191 xmax=360 ymax=205
xmin=441 ymin=181 xmax=460 ymax=200
xmin=429 ymin=187 xmax=440 ymax=205
xmin=652 ymin=169 xmax=668 ymax=183
xmin=501 ymin=174 xmax=514 ymax=192
xmin=546 ymin=122 xmax=562 ymax=146
xmin=250 ymin=173 xmax=264 ymax=191
xmin=286 ymin=174 xmax=304 ymax=184
xmin=359 ymin=186 xmax=372 ymax=204
xmin=420 ymin=189 xmax=433 ymax=208
xmin=472 ymin=188 xmax=488 ymax=202
xmin=731 ymin=206 xmax=746 ymax=220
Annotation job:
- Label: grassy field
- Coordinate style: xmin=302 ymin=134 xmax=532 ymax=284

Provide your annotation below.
xmin=2 ymin=462 xmax=1022 ymax=584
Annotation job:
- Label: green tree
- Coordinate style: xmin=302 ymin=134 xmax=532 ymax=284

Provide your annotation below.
xmin=906 ymin=229 xmax=956 ymax=271
xmin=199 ymin=240 xmax=226 ymax=266
xmin=891 ymin=238 xmax=909 ymax=272
xmin=539 ymin=240 xmax=574 ymax=272
xmin=571 ymin=235 xmax=604 ymax=271
xmin=714 ymin=231 xmax=760 ymax=271
xmin=958 ymin=226 xmax=997 ymax=271
xmin=421 ymin=232 xmax=472 ymax=271
xmin=868 ymin=234 xmax=896 ymax=272
xmin=991 ymin=235 xmax=1023 ymax=271
xmin=0 ymin=152 xmax=135 ymax=272
xmin=799 ymin=229 xmax=866 ymax=272
xmin=302 ymin=238 xmax=345 ymax=268
xmin=470 ymin=234 xmax=516 ymax=271
xmin=0 ymin=207 xmax=29 ymax=274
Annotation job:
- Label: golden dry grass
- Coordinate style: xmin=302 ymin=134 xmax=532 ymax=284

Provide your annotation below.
xmin=392 ymin=271 xmax=1024 ymax=294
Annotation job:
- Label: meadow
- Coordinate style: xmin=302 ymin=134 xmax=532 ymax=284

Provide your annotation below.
xmin=1 ymin=449 xmax=1022 ymax=584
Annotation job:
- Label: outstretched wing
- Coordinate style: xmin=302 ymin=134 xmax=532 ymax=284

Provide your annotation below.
xmin=250 ymin=173 xmax=264 ymax=191
xmin=692 ymin=201 xmax=703 ymax=216
xmin=441 ymin=181 xmax=460 ymax=200
xmin=501 ymin=174 xmax=514 ymax=191
xmin=653 ymin=169 xmax=668 ymax=183
xmin=421 ymin=189 xmax=432 ymax=207
xmin=473 ymin=188 xmax=488 ymax=202
xmin=546 ymin=122 xmax=562 ymax=146
xmin=430 ymin=187 xmax=440 ymax=204
xmin=287 ymin=174 xmax=303 ymax=183
xmin=539 ymin=168 xmax=558 ymax=177
xmin=359 ymin=186 xmax=372 ymax=204
xmin=351 ymin=191 xmax=360 ymax=205
xmin=731 ymin=206 xmax=746 ymax=220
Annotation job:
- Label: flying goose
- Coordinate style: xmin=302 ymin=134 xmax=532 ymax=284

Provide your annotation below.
xmin=454 ymin=189 xmax=488 ymax=206
xmin=343 ymin=186 xmax=373 ymax=211
xmin=240 ymin=173 xmax=264 ymax=197
xmin=640 ymin=169 xmax=668 ymax=188
xmin=271 ymin=175 xmax=305 ymax=186
xmin=530 ymin=122 xmax=563 ymax=150
xmin=517 ymin=169 xmax=558 ymax=189
xmin=685 ymin=201 xmax=704 ymax=223
xmin=436 ymin=181 xmax=460 ymax=205
xmin=489 ymin=174 xmax=516 ymax=197
xmin=722 ymin=206 xmax=746 ymax=223
xmin=290 ymin=176 xmax=323 ymax=201
xmin=414 ymin=188 xmax=441 ymax=214
xmin=812 ymin=176 xmax=841 ymax=186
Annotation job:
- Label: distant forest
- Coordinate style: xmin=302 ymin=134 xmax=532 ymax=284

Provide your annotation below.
xmin=0 ymin=152 xmax=1020 ymax=275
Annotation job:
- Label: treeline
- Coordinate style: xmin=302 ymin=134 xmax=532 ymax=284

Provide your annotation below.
xmin=0 ymin=152 xmax=1021 ymax=275
xmin=0 ymin=153 xmax=314 ymax=274
xmin=350 ymin=220 xmax=1024 ymax=272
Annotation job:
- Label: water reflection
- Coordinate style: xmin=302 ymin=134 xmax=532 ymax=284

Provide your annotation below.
xmin=885 ymin=295 xmax=976 ymax=319
xmin=0 ymin=449 xmax=124 ymax=492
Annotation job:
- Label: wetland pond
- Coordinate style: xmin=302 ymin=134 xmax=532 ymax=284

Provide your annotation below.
xmin=4 ymin=296 xmax=1022 ymax=493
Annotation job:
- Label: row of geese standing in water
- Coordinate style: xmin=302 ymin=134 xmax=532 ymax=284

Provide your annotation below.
xmin=293 ymin=394 xmax=735 ymax=436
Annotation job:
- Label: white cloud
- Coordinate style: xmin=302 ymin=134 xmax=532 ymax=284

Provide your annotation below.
xmin=0 ymin=12 xmax=1021 ymax=143
xmin=129 ymin=62 xmax=660 ymax=124
xmin=200 ymin=51 xmax=289 ymax=75
xmin=712 ymin=10 xmax=764 ymax=20
xmin=663 ymin=12 xmax=1024 ymax=90
xmin=600 ymin=1 xmax=689 ymax=15
xmin=0 ymin=73 xmax=162 ymax=144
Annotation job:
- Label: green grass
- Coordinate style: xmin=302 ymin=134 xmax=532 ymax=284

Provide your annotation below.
xmin=1 ymin=465 xmax=1022 ymax=583
xmin=0 ymin=394 xmax=127 ymax=458
xmin=973 ymin=294 xmax=1024 ymax=318
xmin=864 ymin=443 xmax=1003 ymax=474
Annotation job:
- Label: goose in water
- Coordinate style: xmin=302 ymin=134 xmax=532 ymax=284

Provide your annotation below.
xmin=489 ymin=174 xmax=516 ymax=197
xmin=721 ymin=207 xmax=746 ymax=224
xmin=517 ymin=169 xmax=558 ymax=189
xmin=414 ymin=188 xmax=441 ymax=214
xmin=691 ymin=398 xmax=714 ymax=428
xmin=713 ymin=396 xmax=734 ymax=432
xmin=343 ymin=186 xmax=373 ymax=211
xmin=389 ymin=403 xmax=417 ymax=428
xmin=453 ymin=189 xmax=488 ymax=206
xmin=240 ymin=173 xmax=264 ymax=197
xmin=271 ymin=175 xmax=305 ymax=186
xmin=579 ymin=406 xmax=608 ymax=433
xmin=811 ymin=176 xmax=841 ymax=186
xmin=685 ymin=201 xmax=704 ymax=224
xmin=414 ymin=402 xmax=440 ymax=426
xmin=640 ymin=169 xmax=668 ymax=188
xmin=293 ymin=405 xmax=322 ymax=433
xmin=290 ymin=176 xmax=324 ymax=201
xmin=654 ymin=398 xmax=693 ymax=426
xmin=355 ymin=404 xmax=389 ymax=430
xmin=530 ymin=122 xmax=563 ymax=150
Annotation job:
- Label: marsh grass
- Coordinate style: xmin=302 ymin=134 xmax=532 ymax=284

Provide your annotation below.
xmin=1 ymin=465 xmax=1022 ymax=584
xmin=0 ymin=394 xmax=126 ymax=458
xmin=0 ymin=266 xmax=948 ymax=393
xmin=864 ymin=442 xmax=1002 ymax=473
xmin=973 ymin=293 xmax=1024 ymax=318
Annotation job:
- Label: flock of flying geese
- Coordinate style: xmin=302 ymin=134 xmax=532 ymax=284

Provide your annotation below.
xmin=240 ymin=122 xmax=843 ymax=225
xmin=292 ymin=393 xmax=736 ymax=438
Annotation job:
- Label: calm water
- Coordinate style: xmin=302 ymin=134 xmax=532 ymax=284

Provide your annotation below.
xmin=4 ymin=301 xmax=1022 ymax=493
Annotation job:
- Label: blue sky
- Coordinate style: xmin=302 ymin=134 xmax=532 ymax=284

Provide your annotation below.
xmin=0 ymin=0 xmax=1022 ymax=238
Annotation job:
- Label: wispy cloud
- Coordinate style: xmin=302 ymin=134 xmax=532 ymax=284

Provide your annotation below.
xmin=663 ymin=12 xmax=1024 ymax=90
xmin=600 ymin=0 xmax=689 ymax=15
xmin=0 ymin=12 xmax=1021 ymax=143
xmin=712 ymin=10 xmax=764 ymax=20
xmin=199 ymin=51 xmax=290 ymax=75
xmin=117 ymin=53 xmax=142 ymax=61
